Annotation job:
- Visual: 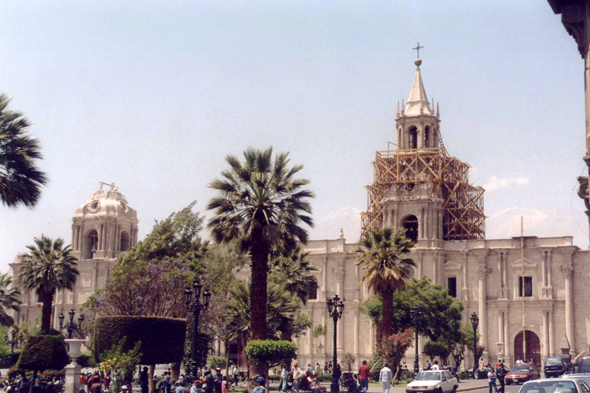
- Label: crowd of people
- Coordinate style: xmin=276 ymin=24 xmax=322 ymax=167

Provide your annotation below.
xmin=2 ymin=374 xmax=64 ymax=393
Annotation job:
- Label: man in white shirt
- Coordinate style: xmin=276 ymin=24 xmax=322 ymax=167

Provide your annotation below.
xmin=379 ymin=363 xmax=393 ymax=393
xmin=291 ymin=362 xmax=304 ymax=393
xmin=432 ymin=361 xmax=440 ymax=371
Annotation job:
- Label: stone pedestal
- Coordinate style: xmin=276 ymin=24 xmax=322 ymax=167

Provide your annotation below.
xmin=64 ymin=339 xmax=85 ymax=393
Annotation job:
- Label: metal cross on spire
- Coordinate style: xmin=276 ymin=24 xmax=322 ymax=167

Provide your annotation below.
xmin=413 ymin=42 xmax=424 ymax=58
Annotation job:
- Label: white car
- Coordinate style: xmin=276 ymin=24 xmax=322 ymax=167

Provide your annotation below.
xmin=406 ymin=370 xmax=459 ymax=393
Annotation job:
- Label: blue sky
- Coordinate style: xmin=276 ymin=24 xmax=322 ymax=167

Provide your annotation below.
xmin=0 ymin=1 xmax=586 ymax=270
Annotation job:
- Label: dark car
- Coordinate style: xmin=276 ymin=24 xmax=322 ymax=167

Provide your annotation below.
xmin=544 ymin=357 xmax=568 ymax=378
xmin=577 ymin=357 xmax=590 ymax=373
xmin=506 ymin=364 xmax=541 ymax=385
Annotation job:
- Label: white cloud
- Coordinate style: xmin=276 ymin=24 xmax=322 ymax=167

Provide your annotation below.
xmin=483 ymin=176 xmax=529 ymax=191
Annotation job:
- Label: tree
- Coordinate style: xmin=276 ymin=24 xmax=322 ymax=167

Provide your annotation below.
xmin=270 ymin=246 xmax=318 ymax=305
xmin=423 ymin=341 xmax=450 ymax=364
xmin=0 ymin=272 xmax=21 ymax=326
xmin=448 ymin=324 xmax=480 ymax=370
xmin=207 ymin=147 xmax=314 ymax=341
xmin=225 ymin=281 xmax=301 ymax=342
xmin=0 ymin=94 xmax=48 ymax=208
xmin=381 ymin=329 xmax=414 ymax=382
xmin=355 ymin=227 xmax=415 ymax=339
xmin=19 ymin=236 xmax=79 ymax=332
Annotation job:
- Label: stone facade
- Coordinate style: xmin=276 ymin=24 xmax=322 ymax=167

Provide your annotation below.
xmin=10 ymin=184 xmax=139 ymax=328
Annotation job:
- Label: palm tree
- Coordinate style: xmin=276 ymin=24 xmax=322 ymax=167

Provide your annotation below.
xmin=0 ymin=272 xmax=21 ymax=326
xmin=225 ymin=280 xmax=300 ymax=342
xmin=207 ymin=147 xmax=314 ymax=340
xmin=270 ymin=246 xmax=318 ymax=305
xmin=19 ymin=236 xmax=79 ymax=332
xmin=355 ymin=227 xmax=416 ymax=339
xmin=0 ymin=94 xmax=48 ymax=208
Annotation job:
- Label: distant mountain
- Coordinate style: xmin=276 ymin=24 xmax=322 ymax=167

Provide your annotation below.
xmin=310 ymin=206 xmax=363 ymax=242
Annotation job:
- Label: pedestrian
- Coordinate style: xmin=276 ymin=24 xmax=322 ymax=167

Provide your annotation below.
xmin=451 ymin=367 xmax=460 ymax=383
xmin=175 ymin=382 xmax=185 ymax=393
xmin=432 ymin=361 xmax=439 ymax=371
xmin=496 ymin=361 xmax=507 ymax=393
xmin=104 ymin=374 xmax=111 ymax=390
xmin=306 ymin=364 xmax=313 ymax=375
xmin=487 ymin=368 xmax=497 ymax=393
xmin=251 ymin=377 xmax=266 ymax=393
xmin=426 ymin=360 xmax=431 ymax=371
xmin=140 ymin=367 xmax=149 ymax=393
xmin=280 ymin=365 xmax=289 ymax=392
xmin=19 ymin=377 xmax=30 ymax=393
xmin=379 ymin=363 xmax=392 ymax=393
xmin=230 ymin=365 xmax=238 ymax=387
xmin=80 ymin=374 xmax=87 ymax=393
xmin=90 ymin=378 xmax=102 ymax=393
xmin=165 ymin=372 xmax=172 ymax=393
xmin=315 ymin=363 xmax=321 ymax=374
xmin=324 ymin=363 xmax=328 ymax=374
xmin=291 ymin=362 xmax=304 ymax=393
xmin=328 ymin=362 xmax=333 ymax=373
xmin=222 ymin=377 xmax=229 ymax=393
xmin=191 ymin=380 xmax=201 ymax=393
xmin=358 ymin=360 xmax=370 ymax=393
xmin=214 ymin=369 xmax=223 ymax=393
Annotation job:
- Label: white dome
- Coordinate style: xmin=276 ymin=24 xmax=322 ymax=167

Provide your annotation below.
xmin=74 ymin=188 xmax=137 ymax=220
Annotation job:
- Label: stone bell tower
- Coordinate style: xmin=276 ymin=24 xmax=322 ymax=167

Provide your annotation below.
xmin=71 ymin=183 xmax=139 ymax=261
xmin=361 ymin=53 xmax=485 ymax=246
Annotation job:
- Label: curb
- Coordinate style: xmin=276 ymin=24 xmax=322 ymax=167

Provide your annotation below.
xmin=457 ymin=386 xmax=489 ymax=392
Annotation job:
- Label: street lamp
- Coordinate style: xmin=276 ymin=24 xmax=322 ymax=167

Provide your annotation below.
xmin=59 ymin=309 xmax=85 ymax=339
xmin=9 ymin=330 xmax=17 ymax=353
xmin=327 ymin=294 xmax=344 ymax=393
xmin=471 ymin=312 xmax=479 ymax=379
xmin=185 ymin=280 xmax=211 ymax=379
xmin=410 ymin=307 xmax=422 ymax=375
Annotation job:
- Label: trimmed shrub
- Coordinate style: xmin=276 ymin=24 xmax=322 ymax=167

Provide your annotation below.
xmin=95 ymin=316 xmax=186 ymax=365
xmin=0 ymin=353 xmax=22 ymax=368
xmin=77 ymin=353 xmax=96 ymax=368
xmin=244 ymin=340 xmax=297 ymax=368
xmin=16 ymin=335 xmax=69 ymax=371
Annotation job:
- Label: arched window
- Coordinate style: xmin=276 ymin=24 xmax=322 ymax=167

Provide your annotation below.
xmin=83 ymin=230 xmax=99 ymax=259
xmin=402 ymin=215 xmax=419 ymax=242
xmin=408 ymin=127 xmax=418 ymax=149
xmin=120 ymin=231 xmax=130 ymax=252
xmin=424 ymin=126 xmax=430 ymax=147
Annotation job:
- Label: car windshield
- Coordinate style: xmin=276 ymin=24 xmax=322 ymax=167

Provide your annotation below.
xmin=511 ymin=366 xmax=532 ymax=372
xmin=546 ymin=358 xmax=563 ymax=366
xmin=519 ymin=380 xmax=577 ymax=393
xmin=414 ymin=373 xmax=441 ymax=381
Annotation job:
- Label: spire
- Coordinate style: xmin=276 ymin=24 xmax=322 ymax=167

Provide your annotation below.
xmin=404 ymin=57 xmax=433 ymax=116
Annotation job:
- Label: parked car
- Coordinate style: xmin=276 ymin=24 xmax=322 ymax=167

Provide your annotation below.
xmin=545 ymin=357 xmax=569 ymax=378
xmin=577 ymin=357 xmax=590 ymax=373
xmin=506 ymin=363 xmax=541 ymax=385
xmin=406 ymin=370 xmax=458 ymax=393
xmin=561 ymin=374 xmax=590 ymax=386
xmin=517 ymin=378 xmax=590 ymax=393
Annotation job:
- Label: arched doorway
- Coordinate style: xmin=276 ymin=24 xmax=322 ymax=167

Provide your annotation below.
xmin=402 ymin=215 xmax=419 ymax=242
xmin=514 ymin=330 xmax=541 ymax=366
xmin=120 ymin=231 xmax=130 ymax=251
xmin=83 ymin=230 xmax=99 ymax=259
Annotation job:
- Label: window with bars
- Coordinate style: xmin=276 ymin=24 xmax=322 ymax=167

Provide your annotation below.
xmin=519 ymin=276 xmax=533 ymax=297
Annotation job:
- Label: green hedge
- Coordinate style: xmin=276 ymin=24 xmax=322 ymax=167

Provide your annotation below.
xmin=17 ymin=335 xmax=69 ymax=371
xmin=95 ymin=316 xmax=187 ymax=365
xmin=243 ymin=340 xmax=297 ymax=366
xmin=0 ymin=353 xmax=22 ymax=368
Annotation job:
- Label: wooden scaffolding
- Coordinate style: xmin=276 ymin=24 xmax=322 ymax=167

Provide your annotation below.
xmin=361 ymin=147 xmax=486 ymax=240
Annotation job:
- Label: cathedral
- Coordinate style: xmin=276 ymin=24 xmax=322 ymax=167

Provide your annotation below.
xmin=9 ymin=57 xmax=590 ymax=371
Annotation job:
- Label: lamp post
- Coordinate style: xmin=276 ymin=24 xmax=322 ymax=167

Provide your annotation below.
xmin=471 ymin=312 xmax=479 ymax=379
xmin=410 ymin=307 xmax=422 ymax=375
xmin=327 ymin=294 xmax=344 ymax=393
xmin=59 ymin=309 xmax=85 ymax=339
xmin=9 ymin=330 xmax=17 ymax=353
xmin=185 ymin=280 xmax=211 ymax=379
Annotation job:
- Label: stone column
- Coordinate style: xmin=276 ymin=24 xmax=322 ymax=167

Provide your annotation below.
xmin=543 ymin=310 xmax=550 ymax=359
xmin=549 ymin=309 xmax=554 ymax=357
xmin=560 ymin=263 xmax=575 ymax=356
xmin=462 ymin=251 xmax=468 ymax=301
xmin=477 ymin=266 xmax=491 ymax=359
xmin=64 ymin=339 xmax=85 ymax=393
xmin=335 ymin=268 xmax=345 ymax=352
xmin=504 ymin=308 xmax=511 ymax=363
